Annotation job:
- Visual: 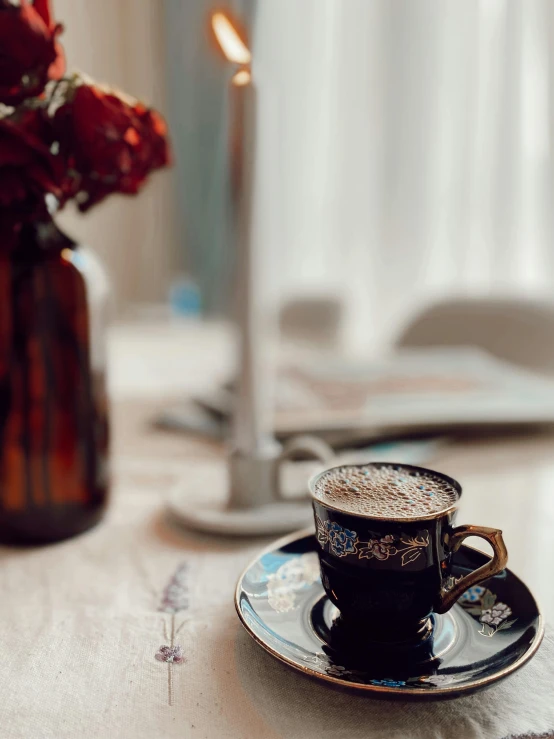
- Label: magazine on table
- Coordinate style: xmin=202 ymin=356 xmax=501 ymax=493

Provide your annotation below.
xmin=157 ymin=347 xmax=554 ymax=444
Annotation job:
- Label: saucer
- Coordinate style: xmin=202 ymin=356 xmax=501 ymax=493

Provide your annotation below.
xmin=235 ymin=529 xmax=543 ymax=698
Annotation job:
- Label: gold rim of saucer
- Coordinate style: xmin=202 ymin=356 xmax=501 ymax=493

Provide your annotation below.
xmin=308 ymin=461 xmax=461 ymax=523
xmin=234 ymin=528 xmax=545 ymax=697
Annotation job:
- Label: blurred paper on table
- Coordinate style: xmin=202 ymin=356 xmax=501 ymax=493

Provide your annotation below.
xmin=193 ymin=347 xmax=554 ymax=438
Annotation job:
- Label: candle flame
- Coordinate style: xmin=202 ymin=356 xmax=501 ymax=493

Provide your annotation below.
xmin=211 ymin=11 xmax=251 ymax=65
xmin=232 ymin=69 xmax=251 ymax=86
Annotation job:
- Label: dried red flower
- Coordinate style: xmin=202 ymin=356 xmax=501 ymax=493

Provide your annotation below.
xmin=53 ymin=79 xmax=170 ymax=211
xmin=0 ymin=106 xmax=64 ymax=246
xmin=0 ymin=0 xmax=65 ymax=105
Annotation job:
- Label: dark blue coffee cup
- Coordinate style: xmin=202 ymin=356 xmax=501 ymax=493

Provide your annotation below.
xmin=310 ymin=462 xmax=508 ymax=644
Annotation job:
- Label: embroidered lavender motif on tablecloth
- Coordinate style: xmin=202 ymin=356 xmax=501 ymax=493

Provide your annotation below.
xmin=155 ymin=645 xmax=186 ymax=664
xmin=156 ymin=561 xmax=190 ymax=705
xmin=159 ymin=562 xmax=189 ymax=614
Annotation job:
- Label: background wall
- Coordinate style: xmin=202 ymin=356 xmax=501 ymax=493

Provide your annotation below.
xmin=51 ymin=0 xmax=554 ymax=352
xmin=53 ymin=0 xmax=178 ymax=311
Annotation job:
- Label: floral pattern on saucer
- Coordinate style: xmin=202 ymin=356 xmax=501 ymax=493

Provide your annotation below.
xmin=458 ymin=584 xmax=486 ymax=603
xmin=311 ymin=654 xmax=438 ymax=689
xmin=267 ymin=553 xmax=320 ymax=613
xmin=238 ymin=532 xmax=542 ymax=697
xmin=458 ymin=585 xmax=517 ymax=636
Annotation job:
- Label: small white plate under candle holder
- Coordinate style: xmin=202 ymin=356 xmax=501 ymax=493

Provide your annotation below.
xmin=167 ymin=435 xmax=334 ymax=536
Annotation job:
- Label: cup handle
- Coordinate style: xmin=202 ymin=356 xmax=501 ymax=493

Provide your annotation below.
xmin=274 ymin=435 xmax=335 ymax=500
xmin=436 ymin=524 xmax=508 ymax=614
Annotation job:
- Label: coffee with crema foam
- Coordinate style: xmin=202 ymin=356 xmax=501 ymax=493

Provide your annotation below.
xmin=313 ymin=463 xmax=459 ymax=518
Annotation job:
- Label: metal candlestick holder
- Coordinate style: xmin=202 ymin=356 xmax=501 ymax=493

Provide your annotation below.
xmin=167 ymin=11 xmax=334 ymax=537
xmin=168 ymin=435 xmax=333 ymax=537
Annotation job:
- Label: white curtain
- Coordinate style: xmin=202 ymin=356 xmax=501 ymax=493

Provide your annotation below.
xmin=253 ymin=0 xmax=554 ymax=352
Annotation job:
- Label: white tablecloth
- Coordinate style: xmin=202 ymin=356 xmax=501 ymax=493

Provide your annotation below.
xmin=0 ymin=450 xmax=552 ymax=739
xmin=1 ymin=321 xmax=553 ymax=738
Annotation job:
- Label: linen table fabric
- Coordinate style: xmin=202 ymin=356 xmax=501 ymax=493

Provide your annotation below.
xmin=0 ymin=399 xmax=552 ymax=739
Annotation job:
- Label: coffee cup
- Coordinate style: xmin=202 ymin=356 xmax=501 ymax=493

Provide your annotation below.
xmin=309 ymin=462 xmax=508 ymax=644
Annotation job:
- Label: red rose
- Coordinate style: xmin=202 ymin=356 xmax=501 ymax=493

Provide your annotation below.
xmin=0 ymin=107 xmax=64 ymax=236
xmin=53 ymin=80 xmax=170 ymax=211
xmin=130 ymin=103 xmax=170 ymax=177
xmin=0 ymin=0 xmax=64 ymax=105
xmin=32 ymin=0 xmax=65 ymax=78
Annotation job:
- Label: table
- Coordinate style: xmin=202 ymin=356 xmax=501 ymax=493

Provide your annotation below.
xmin=0 ymin=319 xmax=553 ymax=738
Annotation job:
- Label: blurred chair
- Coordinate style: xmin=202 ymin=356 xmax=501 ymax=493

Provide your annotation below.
xmin=396 ymin=297 xmax=554 ymax=375
xmin=279 ymin=297 xmax=343 ymax=349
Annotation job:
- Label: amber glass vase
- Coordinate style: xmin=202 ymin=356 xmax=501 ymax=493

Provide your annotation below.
xmin=0 ymin=221 xmax=110 ymax=544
